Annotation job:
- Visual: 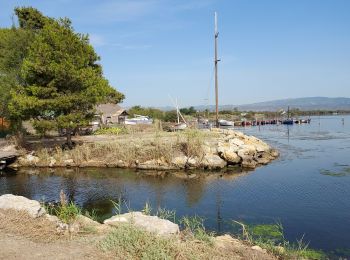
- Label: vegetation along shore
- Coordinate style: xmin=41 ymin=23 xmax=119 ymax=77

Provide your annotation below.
xmin=0 ymin=193 xmax=326 ymax=260
xmin=5 ymin=128 xmax=279 ymax=171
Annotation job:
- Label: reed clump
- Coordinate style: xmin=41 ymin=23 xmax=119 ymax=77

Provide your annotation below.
xmin=34 ymin=129 xmax=208 ymax=167
xmin=232 ymin=221 xmax=327 ymax=259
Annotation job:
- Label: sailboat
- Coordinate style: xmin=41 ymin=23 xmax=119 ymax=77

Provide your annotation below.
xmin=282 ymin=106 xmax=294 ymax=125
xmin=170 ymin=97 xmax=187 ymax=131
xmin=213 ymin=12 xmax=234 ymax=128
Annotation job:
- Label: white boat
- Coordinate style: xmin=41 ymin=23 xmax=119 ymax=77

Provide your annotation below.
xmin=125 ymin=115 xmax=153 ymax=125
xmin=169 ymin=97 xmax=187 ymax=131
xmin=219 ymin=119 xmax=234 ymax=127
xmin=173 ymin=123 xmax=187 ymax=131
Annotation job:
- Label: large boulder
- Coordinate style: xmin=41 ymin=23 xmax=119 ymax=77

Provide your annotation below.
xmin=18 ymin=154 xmax=39 ymax=166
xmin=171 ymin=155 xmax=188 ymax=169
xmin=254 ymin=152 xmax=274 ymax=165
xmin=217 ymin=141 xmax=241 ymax=164
xmin=214 ymin=234 xmax=242 ymax=249
xmin=104 ymin=212 xmax=179 ymax=236
xmin=0 ymin=194 xmax=46 ymax=218
xmin=223 ymin=150 xmax=241 ymax=164
xmin=229 ymin=138 xmax=245 ymax=147
xmin=237 ymin=146 xmax=256 ymax=160
xmin=241 ymin=157 xmax=258 ymax=169
xmin=201 ymin=154 xmax=227 ymax=169
xmin=269 ymin=149 xmax=279 ymax=158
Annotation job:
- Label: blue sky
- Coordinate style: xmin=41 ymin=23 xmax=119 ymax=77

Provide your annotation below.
xmin=1 ymin=0 xmax=350 ymax=107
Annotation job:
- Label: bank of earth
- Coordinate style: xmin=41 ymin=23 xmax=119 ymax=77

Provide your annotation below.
xmin=11 ymin=128 xmax=279 ymax=171
xmin=0 ymin=194 xmax=275 ymax=260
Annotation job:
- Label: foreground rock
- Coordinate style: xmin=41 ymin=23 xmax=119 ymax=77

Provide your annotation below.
xmin=0 ymin=194 xmax=46 ymax=218
xmin=104 ymin=211 xmax=179 ymax=236
xmin=214 ymin=235 xmax=274 ymax=260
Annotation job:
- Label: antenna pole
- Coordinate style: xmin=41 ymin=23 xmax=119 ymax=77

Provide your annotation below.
xmin=214 ymin=12 xmax=219 ymax=128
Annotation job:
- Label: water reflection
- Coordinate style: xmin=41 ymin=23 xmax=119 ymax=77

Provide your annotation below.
xmin=2 ymin=167 xmax=250 ymax=223
xmin=1 ymin=115 xmax=350 ymax=256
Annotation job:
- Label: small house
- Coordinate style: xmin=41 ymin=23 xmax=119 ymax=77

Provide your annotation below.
xmin=95 ymin=103 xmax=129 ymax=124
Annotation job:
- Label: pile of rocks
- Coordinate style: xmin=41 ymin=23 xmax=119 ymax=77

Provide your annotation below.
xmin=151 ymin=129 xmax=279 ymax=170
xmin=13 ymin=129 xmax=279 ymax=170
xmin=0 ymin=194 xmax=179 ymax=236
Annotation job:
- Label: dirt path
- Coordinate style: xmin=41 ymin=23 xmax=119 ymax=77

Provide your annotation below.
xmin=0 ymin=232 xmax=110 ymax=260
xmin=0 ymin=209 xmax=111 ymax=260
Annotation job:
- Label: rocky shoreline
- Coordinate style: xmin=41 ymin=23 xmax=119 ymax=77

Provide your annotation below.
xmin=0 ymin=194 xmax=275 ymax=260
xmin=6 ymin=129 xmax=279 ymax=171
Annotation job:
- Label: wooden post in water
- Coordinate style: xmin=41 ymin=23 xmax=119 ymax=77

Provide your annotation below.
xmin=214 ymin=12 xmax=220 ymax=128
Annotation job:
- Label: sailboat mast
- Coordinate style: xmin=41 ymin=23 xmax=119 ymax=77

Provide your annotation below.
xmin=214 ymin=12 xmax=219 ymax=127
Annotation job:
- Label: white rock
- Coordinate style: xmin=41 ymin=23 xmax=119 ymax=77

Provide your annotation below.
xmin=49 ymin=157 xmax=56 ymax=167
xmin=202 ymin=154 xmax=227 ymax=169
xmin=0 ymin=194 xmax=46 ymax=218
xmin=26 ymin=154 xmax=39 ymax=164
xmin=171 ymin=156 xmax=188 ymax=168
xmin=214 ymin=234 xmax=240 ymax=249
xmin=64 ymin=159 xmax=74 ymax=166
xmin=104 ymin=212 xmax=179 ymax=236
xmin=241 ymin=157 xmax=258 ymax=169
xmin=223 ymin=150 xmax=241 ymax=164
xmin=237 ymin=149 xmax=254 ymax=160
xmin=229 ymin=138 xmax=245 ymax=147
xmin=251 ymin=245 xmax=264 ymax=251
xmin=240 ymin=144 xmax=257 ymax=153
xmin=255 ymin=144 xmax=270 ymax=153
xmin=270 ymin=149 xmax=279 ymax=157
xmin=187 ymin=157 xmax=198 ymax=167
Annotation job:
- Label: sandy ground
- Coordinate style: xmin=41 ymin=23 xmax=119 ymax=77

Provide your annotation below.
xmin=0 ymin=232 xmax=110 ymax=260
xmin=0 ymin=209 xmax=111 ymax=260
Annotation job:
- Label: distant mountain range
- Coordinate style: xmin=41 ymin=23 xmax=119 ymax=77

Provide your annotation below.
xmin=191 ymin=97 xmax=350 ymax=112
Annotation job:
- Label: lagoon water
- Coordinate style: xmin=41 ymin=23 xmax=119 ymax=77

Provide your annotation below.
xmin=1 ymin=115 xmax=350 ymax=256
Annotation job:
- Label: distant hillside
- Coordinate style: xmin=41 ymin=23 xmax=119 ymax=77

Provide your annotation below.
xmin=193 ymin=97 xmax=350 ymax=112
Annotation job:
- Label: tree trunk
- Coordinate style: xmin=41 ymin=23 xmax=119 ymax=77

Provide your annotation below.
xmin=66 ymin=128 xmax=73 ymax=149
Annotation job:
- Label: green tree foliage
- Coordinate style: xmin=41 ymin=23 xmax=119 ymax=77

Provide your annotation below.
xmin=163 ymin=110 xmax=178 ymax=122
xmin=7 ymin=7 xmax=124 ymax=146
xmin=0 ymin=28 xmax=34 ymax=120
xmin=0 ymin=7 xmax=47 ymax=126
xmin=127 ymin=106 xmax=181 ymax=122
xmin=128 ymin=106 xmax=164 ymax=120
xmin=180 ymin=106 xmax=196 ymax=116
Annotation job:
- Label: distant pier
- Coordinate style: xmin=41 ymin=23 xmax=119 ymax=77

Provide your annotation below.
xmin=0 ymin=151 xmax=18 ymax=170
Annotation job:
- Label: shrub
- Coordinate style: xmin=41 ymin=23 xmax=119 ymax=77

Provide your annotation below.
xmin=100 ymin=224 xmax=176 ymax=259
xmin=231 ymin=221 xmax=327 ymax=259
xmin=180 ymin=215 xmax=213 ymax=243
xmin=94 ymin=127 xmax=127 ymax=135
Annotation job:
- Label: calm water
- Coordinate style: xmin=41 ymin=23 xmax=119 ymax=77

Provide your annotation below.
xmin=1 ymin=115 xmax=350 ymax=256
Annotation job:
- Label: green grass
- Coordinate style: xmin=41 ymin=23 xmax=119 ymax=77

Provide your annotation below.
xmin=180 ymin=215 xmax=213 ymax=244
xmin=42 ymin=191 xmax=81 ymax=224
xmin=55 ymin=201 xmax=81 ymax=224
xmin=231 ymin=221 xmax=328 ymax=259
xmin=320 ymin=168 xmax=350 ymax=177
xmin=93 ymin=127 xmax=128 ymax=136
xmin=99 ymin=224 xmax=179 ymax=260
xmin=156 ymin=207 xmax=176 ymax=223
xmin=142 ymin=202 xmax=152 ymax=215
xmin=84 ymin=208 xmax=99 ymax=222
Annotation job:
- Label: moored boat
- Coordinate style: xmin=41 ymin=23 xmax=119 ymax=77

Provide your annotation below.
xmin=219 ymin=119 xmax=234 ymax=127
xmin=282 ymin=119 xmax=294 ymax=125
xmin=125 ymin=115 xmax=153 ymax=125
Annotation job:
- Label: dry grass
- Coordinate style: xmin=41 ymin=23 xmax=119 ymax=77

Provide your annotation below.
xmin=0 ymin=208 xmax=273 ymax=260
xmin=100 ymin=223 xmax=271 ymax=260
xmin=0 ymin=209 xmax=64 ymax=242
xmin=33 ymin=129 xmax=210 ymax=166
